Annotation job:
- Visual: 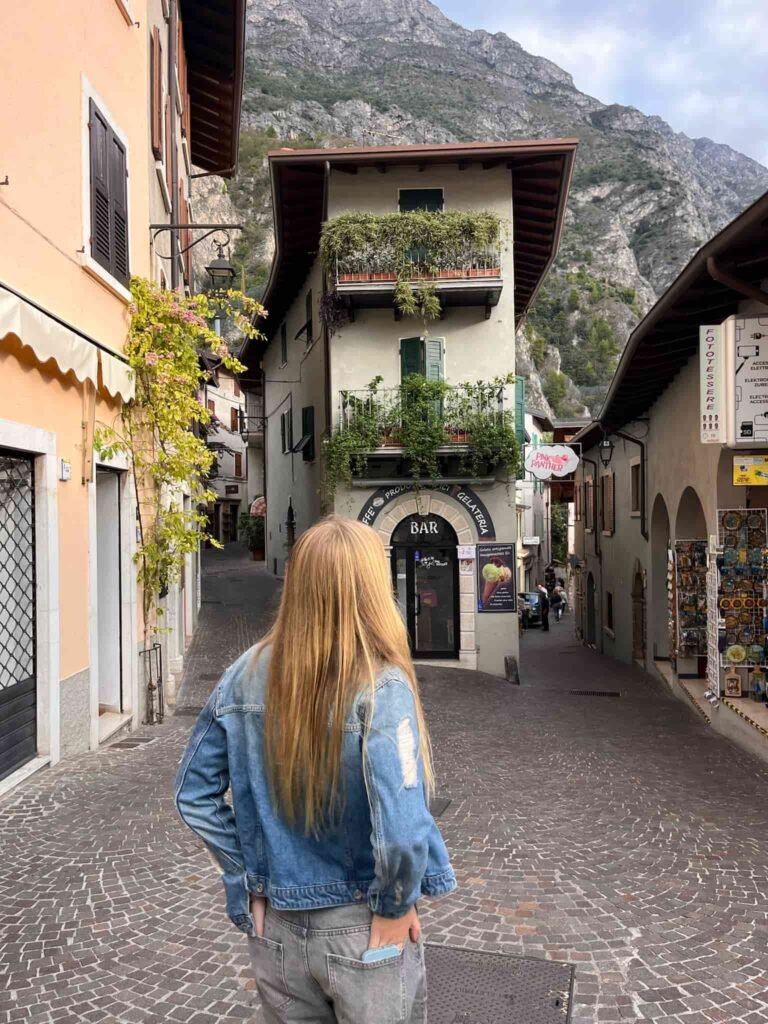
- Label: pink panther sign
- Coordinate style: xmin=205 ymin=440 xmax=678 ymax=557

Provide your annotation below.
xmin=523 ymin=444 xmax=580 ymax=481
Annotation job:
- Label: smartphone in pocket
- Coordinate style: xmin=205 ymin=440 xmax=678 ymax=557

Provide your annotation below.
xmin=361 ymin=944 xmax=401 ymax=963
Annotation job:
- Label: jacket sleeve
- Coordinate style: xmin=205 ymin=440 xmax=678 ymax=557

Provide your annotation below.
xmin=174 ymin=688 xmax=253 ymax=933
xmin=362 ymin=676 xmax=433 ymax=919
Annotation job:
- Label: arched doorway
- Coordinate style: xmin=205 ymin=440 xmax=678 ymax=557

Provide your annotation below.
xmin=650 ymin=493 xmax=671 ymax=659
xmin=675 ymin=486 xmax=707 ymax=539
xmin=585 ymin=572 xmax=596 ymax=646
xmin=631 ymin=567 xmax=646 ymax=663
xmin=391 ymin=514 xmax=459 ymax=658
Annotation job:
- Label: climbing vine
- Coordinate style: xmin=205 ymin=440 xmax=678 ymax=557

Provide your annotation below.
xmin=95 ymin=276 xmax=264 ymax=644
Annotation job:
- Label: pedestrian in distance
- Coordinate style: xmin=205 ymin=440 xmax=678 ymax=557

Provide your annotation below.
xmin=553 ymin=582 xmax=568 ymax=621
xmin=537 ymin=582 xmax=551 ymax=631
xmin=175 ymin=517 xmax=456 ymax=1024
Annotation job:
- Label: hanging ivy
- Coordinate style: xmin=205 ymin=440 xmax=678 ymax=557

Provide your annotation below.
xmin=95 ymin=277 xmax=264 ymax=645
xmin=319 ymin=210 xmax=504 ymax=323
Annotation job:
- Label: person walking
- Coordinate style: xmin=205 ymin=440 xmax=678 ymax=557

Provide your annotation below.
xmin=175 ymin=517 xmax=456 ymax=1024
xmin=553 ymin=582 xmax=568 ymax=621
xmin=537 ymin=582 xmax=550 ymax=631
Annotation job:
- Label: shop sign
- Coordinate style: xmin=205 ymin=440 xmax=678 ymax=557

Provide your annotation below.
xmin=522 ymin=535 xmax=540 ymax=546
xmin=357 ymin=483 xmax=496 ymax=539
xmin=733 ymin=455 xmax=768 ymax=486
xmin=726 ymin=315 xmax=768 ymax=447
xmin=477 ymin=542 xmax=516 ymax=613
xmin=523 ymin=444 xmax=579 ymax=481
xmin=699 ymin=324 xmax=725 ymax=443
xmin=457 ymin=545 xmax=475 ymax=560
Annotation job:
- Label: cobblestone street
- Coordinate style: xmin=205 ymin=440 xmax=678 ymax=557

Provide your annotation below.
xmin=2 ymin=557 xmax=768 ymax=1024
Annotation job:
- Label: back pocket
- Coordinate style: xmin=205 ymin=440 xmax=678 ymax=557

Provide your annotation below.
xmin=248 ymin=934 xmax=293 ymax=1012
xmin=327 ymin=950 xmax=405 ymax=1024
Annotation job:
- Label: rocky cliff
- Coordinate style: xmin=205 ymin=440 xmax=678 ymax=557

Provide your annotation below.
xmin=203 ymin=0 xmax=768 ymax=415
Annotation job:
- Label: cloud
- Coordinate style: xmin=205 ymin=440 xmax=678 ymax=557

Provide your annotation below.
xmin=438 ymin=0 xmax=768 ymax=166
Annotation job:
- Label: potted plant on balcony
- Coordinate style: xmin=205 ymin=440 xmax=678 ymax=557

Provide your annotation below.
xmin=238 ymin=510 xmax=265 ymax=561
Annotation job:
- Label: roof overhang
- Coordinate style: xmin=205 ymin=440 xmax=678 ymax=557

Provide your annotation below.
xmin=245 ymin=139 xmax=577 ymax=365
xmin=180 ymin=0 xmax=246 ymax=176
xmin=575 ymin=189 xmax=768 ymax=450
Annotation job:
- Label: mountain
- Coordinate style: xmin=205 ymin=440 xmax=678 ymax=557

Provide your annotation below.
xmin=213 ymin=0 xmax=768 ymax=415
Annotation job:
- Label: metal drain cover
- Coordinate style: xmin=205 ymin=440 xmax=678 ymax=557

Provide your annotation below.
xmin=425 ymin=944 xmax=574 ymax=1023
xmin=569 ymin=690 xmax=620 ymax=697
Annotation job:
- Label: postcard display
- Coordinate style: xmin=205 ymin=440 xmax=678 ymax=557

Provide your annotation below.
xmin=675 ymin=540 xmax=708 ymax=659
xmin=713 ymin=508 xmax=768 ymax=701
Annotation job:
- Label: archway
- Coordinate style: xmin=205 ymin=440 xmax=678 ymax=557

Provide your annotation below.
xmin=650 ymin=493 xmax=671 ymax=659
xmin=391 ymin=513 xmax=460 ymax=658
xmin=675 ymin=486 xmax=707 ymax=540
xmin=585 ymin=572 xmax=596 ymax=647
xmin=631 ymin=565 xmax=646 ymax=663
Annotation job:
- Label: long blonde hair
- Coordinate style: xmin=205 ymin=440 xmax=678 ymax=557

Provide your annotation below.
xmin=260 ymin=516 xmax=434 ymax=832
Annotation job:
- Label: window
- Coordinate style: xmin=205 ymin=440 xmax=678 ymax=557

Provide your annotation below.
xmin=606 ymin=591 xmax=614 ymax=632
xmin=150 ymin=27 xmax=163 ymax=159
xmin=88 ymin=100 xmax=130 ymax=286
xmin=574 ymin=482 xmax=582 ymax=522
xmin=280 ymin=410 xmax=293 ymax=454
xmin=305 ymin=290 xmax=314 ymax=347
xmin=280 ymin=322 xmax=287 ymax=366
xmin=630 ymin=460 xmax=641 ymax=516
xmin=292 ymin=406 xmax=315 ymax=462
xmin=584 ymin=478 xmax=594 ymax=531
xmin=207 ymin=399 xmax=215 ymax=415
xmin=234 ymin=453 xmax=242 ymax=478
xmin=399 ymin=188 xmax=444 ymax=212
xmin=400 ymin=337 xmax=444 ymax=381
xmin=230 ymin=407 xmax=238 ymax=432
xmin=601 ymin=473 xmax=615 ymax=535
xmin=234 ymin=379 xmax=241 ymax=398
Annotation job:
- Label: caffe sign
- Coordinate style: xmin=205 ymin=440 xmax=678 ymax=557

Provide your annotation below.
xmin=523 ymin=444 xmax=579 ymax=481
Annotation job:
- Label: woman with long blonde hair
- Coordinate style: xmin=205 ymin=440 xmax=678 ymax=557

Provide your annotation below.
xmin=176 ymin=517 xmax=456 ymax=1023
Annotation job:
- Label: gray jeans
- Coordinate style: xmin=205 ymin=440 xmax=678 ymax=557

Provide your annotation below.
xmin=248 ymin=903 xmax=426 ymax=1023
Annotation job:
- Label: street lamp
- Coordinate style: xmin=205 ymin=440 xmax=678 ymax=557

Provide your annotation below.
xmin=598 ymin=434 xmax=615 ymax=467
xmin=205 ymin=240 xmax=237 ymax=291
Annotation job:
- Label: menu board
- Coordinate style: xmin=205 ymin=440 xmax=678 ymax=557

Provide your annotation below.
xmin=717 ymin=508 xmax=768 ymax=668
xmin=675 ymin=540 xmax=708 ymax=658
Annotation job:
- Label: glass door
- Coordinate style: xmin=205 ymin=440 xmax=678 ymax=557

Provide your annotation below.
xmin=413 ymin=548 xmax=458 ymax=656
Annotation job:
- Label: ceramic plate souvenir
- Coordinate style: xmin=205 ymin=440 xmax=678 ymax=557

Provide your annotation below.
xmin=739 ymin=611 xmax=752 ymax=625
xmin=724 ymin=549 xmax=738 ymax=566
xmin=745 ymin=598 xmax=756 ymax=609
xmin=749 ymin=644 xmax=764 ymax=664
xmin=749 ymin=547 xmax=763 ymax=565
xmin=726 ymin=644 xmax=747 ymax=663
xmin=750 ymin=528 xmax=765 ymax=546
xmin=723 ymin=512 xmax=742 ymax=532
xmin=725 ymin=614 xmax=738 ymax=629
xmin=747 ymin=512 xmax=764 ymax=530
xmin=724 ymin=532 xmax=739 ymax=548
xmin=722 ymin=578 xmax=736 ymax=593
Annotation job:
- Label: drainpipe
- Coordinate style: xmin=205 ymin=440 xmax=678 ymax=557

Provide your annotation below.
xmin=582 ymin=455 xmax=603 ymax=652
xmin=169 ymin=0 xmax=179 ymax=290
xmin=321 ymin=161 xmax=332 ymax=434
xmin=613 ymin=430 xmax=648 ymax=541
xmin=707 ymin=257 xmax=768 ymax=309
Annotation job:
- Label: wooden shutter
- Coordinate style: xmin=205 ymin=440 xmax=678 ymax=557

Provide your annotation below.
xmin=301 ymin=406 xmax=315 ymax=462
xmin=177 ymin=16 xmax=191 ymax=139
xmin=165 ymin=97 xmax=172 ymax=195
xmin=234 ymin=453 xmax=242 ymax=477
xmin=109 ymin=132 xmax=129 ymax=286
xmin=280 ymin=413 xmax=286 ymax=453
xmin=601 ymin=474 xmax=615 ymax=534
xmin=400 ymin=337 xmax=423 ymax=380
xmin=515 ymin=376 xmax=526 ymax=446
xmin=424 ymin=338 xmax=444 ymax=381
xmin=151 ymin=27 xmax=163 ymax=158
xmin=179 ymin=182 xmax=191 ymax=286
xmin=89 ymin=100 xmax=111 ymax=273
xmin=230 ymin=407 xmax=238 ymax=432
xmin=234 ymin=380 xmax=241 ymax=397
xmin=305 ymin=290 xmax=313 ymax=344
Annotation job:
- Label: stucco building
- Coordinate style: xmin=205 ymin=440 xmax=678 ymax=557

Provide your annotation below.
xmin=0 ymin=0 xmax=245 ymax=788
xmin=241 ymin=140 xmax=576 ymax=676
xmin=517 ymin=408 xmax=555 ymax=595
xmin=572 ymin=190 xmax=768 ymax=762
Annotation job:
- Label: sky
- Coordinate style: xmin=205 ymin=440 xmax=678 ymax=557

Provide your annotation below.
xmin=438 ymin=0 xmax=768 ymax=167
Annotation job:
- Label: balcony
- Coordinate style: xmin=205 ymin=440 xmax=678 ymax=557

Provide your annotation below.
xmin=331 ymin=380 xmax=517 ymax=486
xmin=321 ymin=211 xmax=505 ymax=319
xmin=239 ymin=402 xmax=264 ymax=447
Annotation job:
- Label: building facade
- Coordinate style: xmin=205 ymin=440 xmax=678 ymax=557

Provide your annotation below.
xmin=202 ymin=368 xmax=248 ymax=544
xmin=517 ymin=409 xmax=555 ymax=595
xmin=572 ymin=191 xmax=768 ymax=762
xmin=242 ymin=140 xmax=576 ymax=676
xmin=0 ymin=0 xmax=245 ymax=787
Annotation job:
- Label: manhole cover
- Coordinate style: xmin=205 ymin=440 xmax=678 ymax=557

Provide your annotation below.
xmin=569 ymin=690 xmax=620 ymax=697
xmin=430 ymin=797 xmax=452 ymax=818
xmin=108 ymin=737 xmax=157 ymax=749
xmin=426 ymin=944 xmax=574 ymax=1023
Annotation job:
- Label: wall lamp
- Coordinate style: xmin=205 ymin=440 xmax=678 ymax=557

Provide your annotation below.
xmin=598 ymin=435 xmax=615 ymax=467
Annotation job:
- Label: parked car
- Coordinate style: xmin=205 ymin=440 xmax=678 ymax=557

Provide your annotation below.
xmin=520 ymin=591 xmax=543 ymax=628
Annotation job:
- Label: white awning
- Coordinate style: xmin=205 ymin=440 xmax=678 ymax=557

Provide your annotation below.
xmin=0 ymin=288 xmax=134 ymax=402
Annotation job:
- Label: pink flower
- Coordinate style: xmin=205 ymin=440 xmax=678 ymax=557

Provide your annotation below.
xmin=144 ymin=351 xmax=159 ymax=366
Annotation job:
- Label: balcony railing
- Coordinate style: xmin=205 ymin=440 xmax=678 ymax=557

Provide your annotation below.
xmin=335 ymin=244 xmax=502 ymax=286
xmin=338 ymin=384 xmax=506 ymax=450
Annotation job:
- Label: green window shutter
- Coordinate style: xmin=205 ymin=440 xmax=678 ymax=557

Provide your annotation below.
xmin=301 ymin=406 xmax=315 ymax=462
xmin=398 ymin=188 xmax=444 ymax=212
xmin=400 ymin=337 xmax=424 ymax=380
xmin=515 ymin=376 xmax=526 ymax=447
xmin=425 ymin=338 xmax=444 ymax=381
xmin=305 ymin=290 xmax=313 ymax=345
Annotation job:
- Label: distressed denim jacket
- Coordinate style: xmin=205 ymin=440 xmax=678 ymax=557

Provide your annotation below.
xmin=174 ymin=646 xmax=456 ymax=935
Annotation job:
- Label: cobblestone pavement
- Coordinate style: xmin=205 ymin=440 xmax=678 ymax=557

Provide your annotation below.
xmin=2 ymin=568 xmax=768 ymax=1023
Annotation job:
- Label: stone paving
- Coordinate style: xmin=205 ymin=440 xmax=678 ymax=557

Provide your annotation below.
xmin=2 ymin=560 xmax=768 ymax=1024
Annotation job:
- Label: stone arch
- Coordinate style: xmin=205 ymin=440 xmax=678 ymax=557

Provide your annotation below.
xmin=675 ymin=486 xmax=707 ymax=540
xmin=631 ymin=558 xmax=646 ymax=663
xmin=650 ymin=492 xmax=671 ymax=659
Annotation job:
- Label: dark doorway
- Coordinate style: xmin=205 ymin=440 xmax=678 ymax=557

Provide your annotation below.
xmin=585 ymin=572 xmax=596 ymax=647
xmin=391 ymin=514 xmax=459 ymax=658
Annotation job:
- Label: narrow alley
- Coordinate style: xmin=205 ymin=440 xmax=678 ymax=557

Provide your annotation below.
xmin=2 ymin=555 xmax=768 ymax=1024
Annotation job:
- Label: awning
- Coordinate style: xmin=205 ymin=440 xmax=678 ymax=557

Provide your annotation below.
xmin=0 ymin=288 xmax=134 ymax=402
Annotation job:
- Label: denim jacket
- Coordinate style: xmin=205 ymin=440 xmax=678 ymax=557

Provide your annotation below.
xmin=174 ymin=646 xmax=456 ymax=935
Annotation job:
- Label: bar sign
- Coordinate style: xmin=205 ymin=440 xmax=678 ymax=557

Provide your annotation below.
xmin=700 ymin=324 xmax=725 ymax=443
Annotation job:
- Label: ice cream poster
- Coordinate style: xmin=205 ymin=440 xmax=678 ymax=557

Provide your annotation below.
xmin=477 ymin=543 xmax=517 ymax=613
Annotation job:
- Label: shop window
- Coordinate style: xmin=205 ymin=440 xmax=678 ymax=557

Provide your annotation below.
xmin=399 ymin=188 xmax=444 ymax=212
xmin=630 ymin=461 xmax=641 ymax=515
xmin=606 ymin=591 xmax=614 ymax=632
xmin=601 ymin=473 xmax=615 ymax=535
